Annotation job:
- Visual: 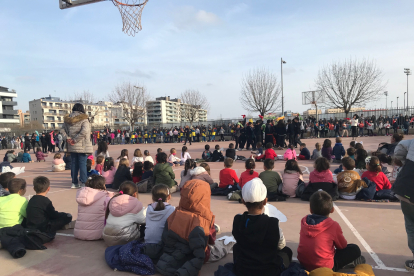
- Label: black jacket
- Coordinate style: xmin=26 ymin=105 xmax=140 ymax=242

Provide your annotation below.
xmin=226 ymin=149 xmax=236 ymax=160
xmin=144 ymin=221 xmax=208 ymax=276
xmin=301 ymin=182 xmax=339 ymax=201
xmin=112 ymin=165 xmax=133 ymax=190
xmin=232 ymin=213 xmax=283 ymax=276
xmin=26 ymin=195 xmax=60 ymax=233
xmin=212 ymin=150 xmax=224 ymax=162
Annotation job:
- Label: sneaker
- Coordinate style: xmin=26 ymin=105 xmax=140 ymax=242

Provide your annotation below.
xmin=71 ymin=183 xmax=80 ymax=189
xmin=344 ymin=256 xmax=366 ymax=269
xmin=214 ymin=223 xmax=221 ymax=234
xmin=80 ymin=183 xmax=86 ymax=188
xmin=405 ymin=260 xmax=414 ymax=272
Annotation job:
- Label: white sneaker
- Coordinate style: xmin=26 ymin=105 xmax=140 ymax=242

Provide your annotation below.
xmin=71 ymin=183 xmax=80 ymax=189
xmin=80 ymin=183 xmax=86 ymax=188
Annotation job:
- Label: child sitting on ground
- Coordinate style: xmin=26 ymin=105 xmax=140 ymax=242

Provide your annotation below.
xmin=219 ymin=158 xmax=239 ymax=188
xmin=239 ymin=159 xmax=259 ymax=189
xmin=299 ymin=143 xmax=311 ymax=160
xmin=232 ymin=178 xmax=292 ymax=275
xmin=155 ymin=148 xmax=162 ymax=164
xmin=115 ymin=149 xmax=129 ymax=168
xmin=191 ymin=163 xmax=217 ymax=190
xmin=297 ymin=191 xmax=365 ymax=271
xmin=355 ymin=149 xmax=368 ymax=170
xmin=102 ymin=157 xmax=116 ymax=189
xmin=132 ymin=162 xmax=143 ymax=183
xmin=103 ymin=181 xmax=146 ymax=246
xmin=251 ymin=142 xmax=263 ymax=155
xmin=180 ymin=146 xmax=191 ymax=165
xmin=283 ymin=144 xmax=297 ymax=161
xmin=95 ymin=140 xmax=110 ymax=158
xmin=212 ymin=145 xmax=224 ymax=162
xmin=142 ymin=161 xmax=154 ymax=180
xmin=0 ymin=172 xmax=15 ymax=197
xmin=26 ymin=176 xmax=73 ymax=235
xmin=179 ymin=159 xmax=196 ymax=189
xmin=361 ymin=156 xmax=392 ymax=192
xmin=259 ymin=159 xmax=282 ymax=196
xmin=337 ymin=157 xmax=367 ymax=200
xmin=35 ymin=147 xmax=47 ymax=162
xmin=112 ymin=158 xmax=133 ymax=190
xmin=168 ymin=148 xmax=180 ymax=166
xmin=281 ymin=159 xmax=303 ymax=197
xmin=74 ymin=175 xmax=114 ymax=240
xmin=350 ymin=141 xmax=356 ymax=148
xmin=52 ymin=153 xmax=66 ymax=172
xmin=322 ymin=139 xmax=333 ymax=162
xmin=145 ymin=184 xmax=175 ymax=244
xmin=226 ymin=143 xmax=237 ymax=161
xmin=309 ymin=157 xmax=334 ymax=185
xmin=95 ymin=156 xmax=104 ymax=175
xmin=347 ymin=147 xmax=356 ymax=160
xmin=256 ymin=142 xmax=277 ymax=161
xmin=202 ymin=145 xmax=212 ymax=161
xmin=22 ymin=149 xmax=33 ymax=163
xmin=153 ymin=152 xmax=177 ymax=192
xmin=131 ymin=149 xmax=144 ymax=167
xmin=332 ymin=137 xmax=345 ymax=163
xmin=0 ymin=178 xmax=27 ymax=229
xmin=311 ymin=142 xmax=322 ymax=160
xmin=87 ymin=159 xmax=99 ymax=177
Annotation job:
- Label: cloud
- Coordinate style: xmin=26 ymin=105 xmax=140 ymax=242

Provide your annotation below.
xmin=172 ymin=6 xmax=221 ymax=30
xmin=116 ymin=69 xmax=154 ymax=79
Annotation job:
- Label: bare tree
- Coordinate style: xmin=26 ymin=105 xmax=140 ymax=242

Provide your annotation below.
xmin=240 ymin=67 xmax=281 ymax=116
xmin=109 ymin=82 xmax=150 ymax=129
xmin=315 ymin=58 xmax=386 ymax=117
xmin=179 ymin=89 xmax=210 ymax=126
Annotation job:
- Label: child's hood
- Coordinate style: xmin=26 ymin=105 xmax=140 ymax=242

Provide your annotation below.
xmin=190 ymin=166 xmax=206 ymax=176
xmin=301 ymin=215 xmax=335 ymax=237
xmin=334 ymin=143 xmax=343 ymax=147
xmin=76 ymin=187 xmax=110 ymax=206
xmin=146 ymin=203 xmax=175 ymax=221
xmin=284 ymin=170 xmax=299 ymax=175
xmin=109 ymin=194 xmax=143 ymax=217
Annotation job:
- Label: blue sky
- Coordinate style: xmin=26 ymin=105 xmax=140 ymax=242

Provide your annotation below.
xmin=1 ymin=0 xmax=413 ymax=119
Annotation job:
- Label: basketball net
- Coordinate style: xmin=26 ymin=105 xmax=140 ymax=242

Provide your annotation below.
xmin=112 ymin=0 xmax=148 ymax=36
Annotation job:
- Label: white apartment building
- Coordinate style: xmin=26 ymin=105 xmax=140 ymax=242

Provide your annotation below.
xmin=146 ymin=96 xmax=207 ymax=125
xmin=29 ymin=96 xmax=116 ymax=129
xmin=0 ymin=86 xmax=19 ymax=125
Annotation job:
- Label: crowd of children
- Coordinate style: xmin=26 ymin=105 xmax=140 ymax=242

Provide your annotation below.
xmin=1 ymin=131 xmax=405 ymax=275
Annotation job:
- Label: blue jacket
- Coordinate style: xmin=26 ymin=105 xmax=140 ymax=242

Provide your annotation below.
xmin=22 ymin=153 xmax=32 ymax=163
xmin=332 ymin=143 xmax=345 ymax=160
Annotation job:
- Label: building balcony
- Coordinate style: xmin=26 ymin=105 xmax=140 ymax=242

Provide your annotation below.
xmin=1 ymin=101 xmax=17 ymax=106
xmin=1 ymin=110 xmax=18 ymax=115
xmin=44 ymin=112 xmax=58 ymax=116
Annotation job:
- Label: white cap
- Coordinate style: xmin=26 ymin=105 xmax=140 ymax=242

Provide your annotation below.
xmin=242 ymin=178 xmax=267 ymax=203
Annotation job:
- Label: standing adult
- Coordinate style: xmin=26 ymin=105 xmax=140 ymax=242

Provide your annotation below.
xmin=183 ymin=126 xmax=192 ymax=146
xmin=61 ymin=103 xmax=93 ymax=189
xmin=351 ymin=114 xmax=359 ymax=141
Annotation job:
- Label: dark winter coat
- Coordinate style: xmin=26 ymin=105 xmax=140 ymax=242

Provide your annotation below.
xmin=332 ymin=143 xmax=345 ymax=160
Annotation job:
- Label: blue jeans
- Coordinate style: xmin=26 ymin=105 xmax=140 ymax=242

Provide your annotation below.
xmin=70 ymin=152 xmax=87 ymax=185
xmin=401 ymin=201 xmax=414 ymax=257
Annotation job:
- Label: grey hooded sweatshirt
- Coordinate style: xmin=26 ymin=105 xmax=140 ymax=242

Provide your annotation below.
xmin=144 ymin=203 xmax=175 ymax=244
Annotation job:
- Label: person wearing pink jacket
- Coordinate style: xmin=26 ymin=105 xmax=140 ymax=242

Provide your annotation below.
xmin=283 ymin=144 xmax=297 ymax=161
xmin=74 ymin=175 xmax=114 ymax=240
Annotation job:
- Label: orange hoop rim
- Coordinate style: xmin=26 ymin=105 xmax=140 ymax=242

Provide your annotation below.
xmin=112 ymin=0 xmax=148 ymax=7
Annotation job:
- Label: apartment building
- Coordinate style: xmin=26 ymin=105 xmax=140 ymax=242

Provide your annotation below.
xmin=302 ymin=109 xmax=322 ymax=116
xmin=146 ymin=96 xmax=208 ymax=125
xmin=29 ymin=96 xmax=114 ymax=129
xmin=18 ymin=110 xmax=31 ymax=126
xmin=0 ymin=86 xmax=19 ymax=125
xmin=325 ymin=107 xmax=365 ymax=114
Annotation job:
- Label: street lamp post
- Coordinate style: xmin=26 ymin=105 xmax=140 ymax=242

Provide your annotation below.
xmin=404 ymin=92 xmax=407 ymax=114
xmin=281 ymin=58 xmax=286 ymax=116
xmin=391 ymin=101 xmax=393 ymax=109
xmin=404 ymin=68 xmax=411 ymax=111
xmin=384 ymin=91 xmax=388 ymax=110
xmin=397 ymin=97 xmax=399 ymax=112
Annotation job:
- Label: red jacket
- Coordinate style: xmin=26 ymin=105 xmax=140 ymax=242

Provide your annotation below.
xmin=239 ymin=170 xmax=259 ymax=188
xmin=297 ymin=215 xmax=347 ymax=271
xmin=219 ymin=168 xmax=239 ymax=188
xmin=256 ymin=148 xmax=277 ymax=161
xmin=361 ymin=170 xmax=392 ymax=191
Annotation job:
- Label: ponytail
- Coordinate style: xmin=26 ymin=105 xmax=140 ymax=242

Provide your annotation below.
xmin=152 ymin=184 xmax=170 ymax=211
xmin=250 ymin=169 xmax=254 ymax=175
xmin=245 ymin=158 xmax=256 ymax=175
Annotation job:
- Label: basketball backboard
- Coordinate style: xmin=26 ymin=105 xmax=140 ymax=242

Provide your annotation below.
xmin=302 ymin=90 xmax=325 ymax=105
xmin=59 ymin=0 xmax=149 ymax=36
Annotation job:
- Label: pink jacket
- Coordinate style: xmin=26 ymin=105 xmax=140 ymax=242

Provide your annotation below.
xmin=53 ymin=158 xmax=64 ymax=165
xmin=284 ymin=149 xmax=297 ymax=161
xmin=36 ymin=151 xmax=47 ymax=161
xmin=102 ymin=167 xmax=117 ymax=185
xmin=282 ymin=170 xmax=303 ymax=197
xmin=309 ymin=169 xmax=333 ymax=185
xmin=74 ymin=187 xmax=114 ymax=240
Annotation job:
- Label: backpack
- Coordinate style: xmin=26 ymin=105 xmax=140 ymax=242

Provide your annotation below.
xmin=136 ymin=176 xmax=154 ymax=193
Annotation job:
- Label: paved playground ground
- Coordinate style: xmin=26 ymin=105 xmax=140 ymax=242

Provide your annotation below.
xmin=0 ymin=135 xmax=411 ymax=276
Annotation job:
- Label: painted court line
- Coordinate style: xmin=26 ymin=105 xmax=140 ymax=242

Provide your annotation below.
xmin=333 ymin=203 xmax=407 ymax=273
xmin=56 ymin=233 xmax=75 ymax=237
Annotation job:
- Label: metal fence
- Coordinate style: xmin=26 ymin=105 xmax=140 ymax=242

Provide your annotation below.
xmin=316 ymin=107 xmax=414 ymax=120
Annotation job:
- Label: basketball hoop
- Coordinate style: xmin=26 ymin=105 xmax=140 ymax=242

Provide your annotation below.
xmin=112 ymin=0 xmax=148 ymax=36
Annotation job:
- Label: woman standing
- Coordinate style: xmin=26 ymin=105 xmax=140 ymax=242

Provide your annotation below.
xmin=351 ymin=114 xmax=359 ymax=141
xmin=61 ymin=103 xmax=93 ymax=189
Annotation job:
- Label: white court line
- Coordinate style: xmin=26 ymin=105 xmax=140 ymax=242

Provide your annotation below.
xmin=56 ymin=233 xmax=75 ymax=237
xmin=334 ymin=203 xmax=407 ymax=272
